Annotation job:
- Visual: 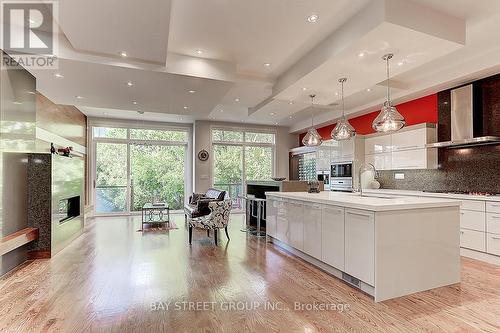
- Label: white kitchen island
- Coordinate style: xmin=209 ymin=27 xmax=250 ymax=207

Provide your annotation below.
xmin=265 ymin=191 xmax=461 ymax=302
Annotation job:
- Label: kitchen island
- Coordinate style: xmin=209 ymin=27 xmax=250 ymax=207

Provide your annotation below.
xmin=265 ymin=191 xmax=461 ymax=301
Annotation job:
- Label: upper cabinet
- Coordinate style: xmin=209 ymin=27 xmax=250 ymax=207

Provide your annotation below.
xmin=391 ymin=127 xmax=437 ymax=151
xmin=364 ymin=124 xmax=438 ymax=170
xmin=365 ymin=135 xmax=392 ymax=154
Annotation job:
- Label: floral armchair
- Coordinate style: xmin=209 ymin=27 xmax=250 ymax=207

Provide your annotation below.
xmin=188 ymin=200 xmax=232 ymax=246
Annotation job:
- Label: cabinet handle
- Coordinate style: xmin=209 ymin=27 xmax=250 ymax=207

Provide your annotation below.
xmin=490 ymin=204 xmax=500 ymax=207
xmin=460 ymin=212 xmax=465 ymax=215
xmin=326 ymin=208 xmax=342 ymax=214
xmin=460 ymin=231 xmax=464 ymax=234
xmin=347 ymin=211 xmax=372 ymax=219
xmin=492 ymin=236 xmax=500 ymax=240
xmin=395 ymin=145 xmax=419 ymax=150
xmin=491 ymin=215 xmax=500 ymax=219
xmin=398 ymin=165 xmax=420 ymax=168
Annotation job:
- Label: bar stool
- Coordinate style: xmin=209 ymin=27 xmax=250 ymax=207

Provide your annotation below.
xmin=237 ymin=194 xmax=252 ymax=232
xmin=249 ymin=197 xmax=267 ymax=238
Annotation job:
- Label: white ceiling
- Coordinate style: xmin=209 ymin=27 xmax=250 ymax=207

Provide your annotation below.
xmin=18 ymin=0 xmax=500 ymax=132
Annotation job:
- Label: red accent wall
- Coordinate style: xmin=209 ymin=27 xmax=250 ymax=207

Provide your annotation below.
xmin=299 ymin=94 xmax=438 ymax=144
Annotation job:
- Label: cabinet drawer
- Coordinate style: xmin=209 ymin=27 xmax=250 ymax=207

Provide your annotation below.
xmin=486 ymin=233 xmax=500 ymax=256
xmin=460 ymin=229 xmax=486 ymax=252
xmin=486 ymin=202 xmax=500 ymax=214
xmin=460 ymin=209 xmax=485 ymax=231
xmin=461 ymin=200 xmax=485 ymax=212
xmin=486 ymin=213 xmax=500 ymax=235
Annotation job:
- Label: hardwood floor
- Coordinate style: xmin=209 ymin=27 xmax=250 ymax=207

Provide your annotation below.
xmin=1 ymin=214 xmax=500 ymax=333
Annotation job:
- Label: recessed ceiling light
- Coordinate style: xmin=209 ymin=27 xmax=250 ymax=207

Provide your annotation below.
xmin=12 ymin=101 xmax=22 ymax=105
xmin=302 ymin=87 xmax=307 ymax=91
xmin=289 ymin=101 xmax=294 ymax=105
xmin=269 ymin=112 xmax=275 ymax=116
xmin=76 ymin=95 xmax=84 ymax=99
xmin=126 ymin=81 xmax=134 ymax=87
xmin=219 ymin=109 xmax=224 ymax=113
xmin=397 ymin=61 xmax=404 ymax=66
xmin=307 ymin=14 xmax=319 ymax=23
xmin=183 ymin=106 xmax=189 ymax=110
xmin=358 ymin=52 xmax=365 ymax=58
xmin=275 ymin=122 xmax=279 ymax=125
xmin=119 ymin=51 xmax=128 ymax=57
xmin=264 ymin=63 xmax=271 ymax=67
xmin=366 ymin=88 xmax=371 ymax=92
xmin=334 ymin=91 xmax=339 ymax=96
xmin=188 ymin=90 xmax=196 ymax=94
xmin=235 ymin=98 xmax=240 ymax=102
xmin=54 ymin=73 xmax=64 ymax=78
xmin=137 ymin=110 xmax=144 ymax=114
xmin=132 ymin=100 xmax=138 ymax=105
xmin=195 ymin=49 xmax=203 ymax=55
xmin=289 ymin=115 xmax=293 ymax=119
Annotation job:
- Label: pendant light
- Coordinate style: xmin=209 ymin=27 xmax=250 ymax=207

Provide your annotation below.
xmin=302 ymin=94 xmax=323 ymax=147
xmin=372 ymin=53 xmax=406 ymax=133
xmin=331 ymin=77 xmax=356 ymax=141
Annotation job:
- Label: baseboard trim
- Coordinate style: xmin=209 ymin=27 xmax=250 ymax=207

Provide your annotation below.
xmin=461 ymin=248 xmax=500 ymax=265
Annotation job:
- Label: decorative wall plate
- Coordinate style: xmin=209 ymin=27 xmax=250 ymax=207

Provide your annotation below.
xmin=198 ymin=149 xmax=209 ymax=161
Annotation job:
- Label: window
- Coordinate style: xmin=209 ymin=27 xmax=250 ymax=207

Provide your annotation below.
xmin=93 ymin=127 xmax=127 ymax=139
xmin=92 ymin=125 xmax=189 ymax=214
xmin=130 ymin=128 xmax=187 ymax=142
xmin=211 ymin=127 xmax=276 ymax=208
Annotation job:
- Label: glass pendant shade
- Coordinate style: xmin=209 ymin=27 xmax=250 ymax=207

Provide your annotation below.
xmin=372 ymin=53 xmax=406 ymax=133
xmin=331 ymin=117 xmax=356 ymax=141
xmin=302 ymin=127 xmax=323 ymax=147
xmin=331 ymin=77 xmax=356 ymax=141
xmin=372 ymin=100 xmax=406 ymax=132
xmin=302 ymin=94 xmax=323 ymax=147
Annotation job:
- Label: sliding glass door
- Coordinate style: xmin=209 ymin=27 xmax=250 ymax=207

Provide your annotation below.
xmin=130 ymin=144 xmax=186 ymax=211
xmin=92 ymin=126 xmax=189 ymax=215
xmin=95 ymin=142 xmax=128 ymax=213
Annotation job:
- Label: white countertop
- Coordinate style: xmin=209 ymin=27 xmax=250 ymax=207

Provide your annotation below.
xmin=363 ymin=189 xmax=500 ymax=202
xmin=265 ymin=191 xmax=460 ymax=212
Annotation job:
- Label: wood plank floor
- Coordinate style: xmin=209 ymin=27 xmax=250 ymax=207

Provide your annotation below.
xmin=1 ymin=214 xmax=500 ymax=333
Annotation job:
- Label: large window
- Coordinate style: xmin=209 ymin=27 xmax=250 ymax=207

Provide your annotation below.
xmin=211 ymin=128 xmax=275 ymax=207
xmin=92 ymin=126 xmax=189 ymax=214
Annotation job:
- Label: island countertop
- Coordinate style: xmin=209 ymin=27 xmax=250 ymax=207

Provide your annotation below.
xmin=265 ymin=191 xmax=460 ymax=212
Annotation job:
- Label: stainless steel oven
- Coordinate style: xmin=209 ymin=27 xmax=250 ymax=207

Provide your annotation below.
xmin=330 ymin=162 xmax=353 ymax=192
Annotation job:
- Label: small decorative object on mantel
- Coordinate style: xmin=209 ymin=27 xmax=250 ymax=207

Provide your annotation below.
xmin=307 ymin=180 xmax=321 ymax=193
xmin=57 ymin=146 xmax=73 ymax=157
xmin=198 ymin=149 xmax=209 ymax=161
xmin=50 ymin=143 xmax=56 ymax=154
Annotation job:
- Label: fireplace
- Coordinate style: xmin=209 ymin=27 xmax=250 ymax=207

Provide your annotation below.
xmin=58 ymin=196 xmax=81 ymax=223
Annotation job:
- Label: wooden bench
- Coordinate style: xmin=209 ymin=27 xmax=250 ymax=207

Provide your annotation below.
xmin=0 ymin=228 xmax=39 ymax=256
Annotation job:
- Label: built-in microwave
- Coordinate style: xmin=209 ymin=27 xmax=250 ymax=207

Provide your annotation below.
xmin=330 ymin=162 xmax=353 ymax=192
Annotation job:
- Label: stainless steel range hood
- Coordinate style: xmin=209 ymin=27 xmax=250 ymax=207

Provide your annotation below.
xmin=426 ymin=84 xmax=500 ymax=148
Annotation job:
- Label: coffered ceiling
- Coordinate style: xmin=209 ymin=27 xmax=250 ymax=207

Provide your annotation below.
xmin=20 ymin=0 xmax=500 ymax=131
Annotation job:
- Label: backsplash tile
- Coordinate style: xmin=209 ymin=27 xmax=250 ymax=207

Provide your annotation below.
xmin=378 ymin=145 xmax=500 ymax=193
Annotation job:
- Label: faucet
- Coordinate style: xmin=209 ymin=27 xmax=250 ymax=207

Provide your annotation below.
xmin=358 ymin=162 xmax=376 ymax=197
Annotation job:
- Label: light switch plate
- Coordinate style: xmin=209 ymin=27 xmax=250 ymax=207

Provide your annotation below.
xmin=394 ymin=173 xmax=405 ymax=180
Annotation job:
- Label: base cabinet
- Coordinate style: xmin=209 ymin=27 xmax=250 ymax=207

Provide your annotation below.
xmin=288 ymin=201 xmax=304 ymax=251
xmin=345 ymin=209 xmax=375 ymax=286
xmin=303 ymin=203 xmax=322 ymax=259
xmin=321 ymin=206 xmax=345 ymax=270
xmin=275 ymin=200 xmax=289 ymax=243
xmin=266 ymin=199 xmax=278 ymax=238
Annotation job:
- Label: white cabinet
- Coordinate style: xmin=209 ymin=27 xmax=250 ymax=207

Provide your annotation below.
xmin=486 ymin=202 xmax=500 ymax=214
xmin=303 ymin=203 xmax=322 ymax=260
xmin=391 ymin=127 xmax=436 ymax=151
xmin=345 ymin=209 xmax=375 ymax=286
xmin=364 ymin=124 xmax=438 ymax=170
xmin=486 ymin=213 xmax=500 ymax=235
xmin=391 ymin=149 xmax=433 ymax=169
xmin=460 ymin=229 xmax=486 ymax=252
xmin=266 ymin=199 xmax=277 ymax=238
xmin=487 ymin=233 xmax=500 ymax=256
xmin=460 ymin=209 xmax=486 ymax=232
xmin=321 ymin=206 xmax=345 ymax=270
xmin=316 ymin=146 xmax=331 ymax=171
xmin=340 ymin=140 xmax=354 ymax=160
xmin=365 ymin=135 xmax=392 ymax=154
xmin=365 ymin=152 xmax=392 ymax=170
xmin=287 ymin=200 xmax=304 ymax=251
xmin=275 ymin=200 xmax=289 ymax=243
